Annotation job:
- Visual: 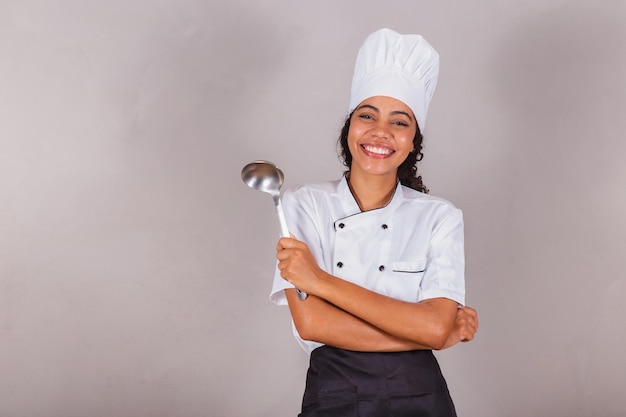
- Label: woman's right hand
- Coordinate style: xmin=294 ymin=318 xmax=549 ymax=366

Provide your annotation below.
xmin=276 ymin=235 xmax=326 ymax=296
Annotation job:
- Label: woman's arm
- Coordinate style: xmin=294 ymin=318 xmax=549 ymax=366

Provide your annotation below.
xmin=285 ymin=289 xmax=431 ymax=352
xmin=278 ymin=237 xmax=477 ymax=350
xmin=285 ymin=288 xmax=478 ymax=351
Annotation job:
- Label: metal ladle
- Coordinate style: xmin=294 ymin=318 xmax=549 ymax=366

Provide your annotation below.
xmin=241 ymin=160 xmax=308 ymax=300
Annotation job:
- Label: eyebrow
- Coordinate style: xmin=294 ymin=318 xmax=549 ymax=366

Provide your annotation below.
xmin=355 ymin=104 xmax=414 ymax=122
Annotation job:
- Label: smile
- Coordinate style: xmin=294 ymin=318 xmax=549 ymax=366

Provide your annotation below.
xmin=362 ymin=144 xmax=394 ymax=156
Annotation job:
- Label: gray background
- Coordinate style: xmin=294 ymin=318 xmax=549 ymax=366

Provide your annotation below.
xmin=1 ymin=0 xmax=625 ymax=416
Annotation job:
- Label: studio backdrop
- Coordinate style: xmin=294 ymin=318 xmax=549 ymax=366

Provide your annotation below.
xmin=1 ymin=0 xmax=625 ymax=416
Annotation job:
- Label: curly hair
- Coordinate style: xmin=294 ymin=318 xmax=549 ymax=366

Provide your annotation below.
xmin=337 ymin=113 xmax=429 ymax=194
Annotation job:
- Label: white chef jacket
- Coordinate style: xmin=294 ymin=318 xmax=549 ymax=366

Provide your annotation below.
xmin=270 ymin=176 xmax=465 ymax=354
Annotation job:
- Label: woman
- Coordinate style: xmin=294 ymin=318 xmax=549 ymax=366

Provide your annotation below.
xmin=270 ymin=28 xmax=478 ymax=417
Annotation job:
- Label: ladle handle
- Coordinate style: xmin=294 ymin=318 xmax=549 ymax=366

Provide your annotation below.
xmin=276 ymin=200 xmax=290 ymax=239
xmin=276 ymin=199 xmax=308 ymax=301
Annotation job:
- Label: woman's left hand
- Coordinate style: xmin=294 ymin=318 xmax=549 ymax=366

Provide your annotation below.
xmin=441 ymin=305 xmax=479 ymax=349
xmin=276 ymin=236 xmax=324 ymax=295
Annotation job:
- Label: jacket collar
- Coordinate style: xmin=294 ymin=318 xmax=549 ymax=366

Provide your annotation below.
xmin=338 ymin=175 xmax=403 ymax=215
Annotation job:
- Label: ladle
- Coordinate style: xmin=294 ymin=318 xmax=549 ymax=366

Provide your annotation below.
xmin=241 ymin=160 xmax=307 ymax=300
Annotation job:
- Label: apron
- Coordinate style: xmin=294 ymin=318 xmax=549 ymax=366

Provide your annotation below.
xmin=299 ymin=346 xmax=457 ymax=417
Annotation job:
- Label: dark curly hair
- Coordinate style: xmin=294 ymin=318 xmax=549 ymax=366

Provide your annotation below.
xmin=337 ymin=113 xmax=429 ymax=194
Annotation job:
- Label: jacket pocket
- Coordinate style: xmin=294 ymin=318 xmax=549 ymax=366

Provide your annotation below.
xmin=392 ymin=259 xmax=426 ymax=273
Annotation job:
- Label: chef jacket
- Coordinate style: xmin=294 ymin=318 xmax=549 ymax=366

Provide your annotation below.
xmin=270 ymin=176 xmax=465 ymax=355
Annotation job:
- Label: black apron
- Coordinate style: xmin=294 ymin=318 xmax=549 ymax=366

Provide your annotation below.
xmin=299 ymin=346 xmax=457 ymax=417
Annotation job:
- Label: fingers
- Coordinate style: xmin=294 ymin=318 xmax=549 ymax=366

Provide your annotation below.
xmin=276 ymin=235 xmax=301 ymax=251
xmin=456 ymin=306 xmax=479 ymax=342
xmin=276 ymin=236 xmax=312 ymax=264
xmin=275 ymin=237 xmax=311 ymax=281
xmin=463 ymin=306 xmax=479 ymax=332
xmin=276 ymin=239 xmax=304 ymax=262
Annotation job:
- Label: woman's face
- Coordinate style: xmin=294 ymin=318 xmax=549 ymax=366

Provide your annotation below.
xmin=347 ymin=96 xmax=417 ymax=181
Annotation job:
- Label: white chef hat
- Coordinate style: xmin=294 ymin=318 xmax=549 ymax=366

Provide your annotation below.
xmin=349 ymin=28 xmax=439 ymax=130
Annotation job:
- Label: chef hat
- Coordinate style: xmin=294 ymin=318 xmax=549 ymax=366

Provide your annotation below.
xmin=349 ymin=28 xmax=439 ymax=130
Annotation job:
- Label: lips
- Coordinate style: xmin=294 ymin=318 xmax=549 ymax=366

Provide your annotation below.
xmin=361 ymin=144 xmax=395 ymax=157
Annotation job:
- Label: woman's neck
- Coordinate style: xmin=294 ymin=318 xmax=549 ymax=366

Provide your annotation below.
xmin=347 ymin=172 xmax=398 ymax=212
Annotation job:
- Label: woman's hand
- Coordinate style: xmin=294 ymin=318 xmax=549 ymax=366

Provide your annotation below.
xmin=276 ymin=236 xmax=325 ymax=295
xmin=441 ymin=306 xmax=479 ymax=349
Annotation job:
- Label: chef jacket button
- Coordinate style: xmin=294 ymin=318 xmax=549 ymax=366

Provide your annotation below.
xmin=379 ymin=265 xmax=385 ymax=271
xmin=337 ymin=262 xmax=344 ymax=268
xmin=338 ymin=223 xmax=345 ymax=229
xmin=381 ymin=224 xmax=388 ymax=229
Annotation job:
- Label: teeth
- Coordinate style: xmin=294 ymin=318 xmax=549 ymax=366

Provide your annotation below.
xmin=364 ymin=145 xmax=393 ymax=155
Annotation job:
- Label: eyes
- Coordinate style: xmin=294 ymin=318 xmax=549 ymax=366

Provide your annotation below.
xmin=356 ymin=112 xmax=411 ymax=128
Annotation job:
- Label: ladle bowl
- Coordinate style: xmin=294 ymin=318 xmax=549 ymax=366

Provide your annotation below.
xmin=241 ymin=161 xmax=284 ymax=195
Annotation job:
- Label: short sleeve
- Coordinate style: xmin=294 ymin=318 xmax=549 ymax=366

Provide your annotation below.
xmin=269 ymin=187 xmax=326 ymax=305
xmin=419 ymin=208 xmax=465 ymax=305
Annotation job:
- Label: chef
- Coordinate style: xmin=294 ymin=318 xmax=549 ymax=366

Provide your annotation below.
xmin=270 ymin=28 xmax=478 ymax=417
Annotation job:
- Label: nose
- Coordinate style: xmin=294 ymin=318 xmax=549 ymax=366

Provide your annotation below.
xmin=371 ymin=121 xmax=390 ymax=139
